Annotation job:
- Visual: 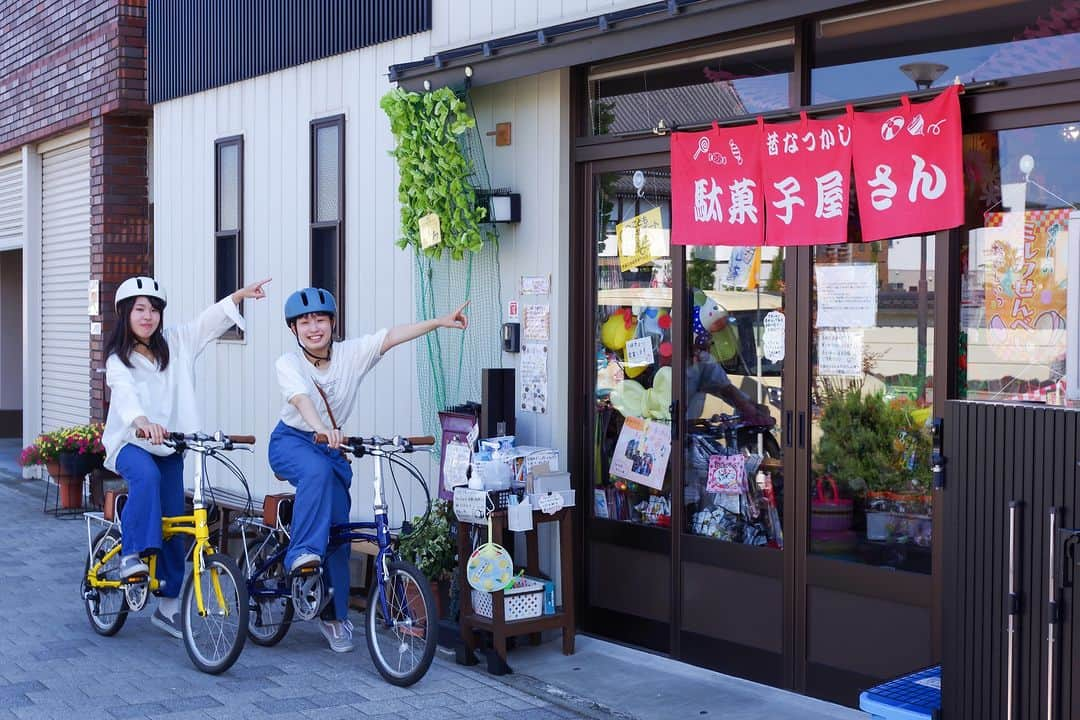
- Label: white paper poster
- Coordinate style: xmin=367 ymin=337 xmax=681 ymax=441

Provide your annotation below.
xmin=609 ymin=416 xmax=671 ymax=491
xmin=520 ymin=275 xmax=551 ymax=295
xmin=625 ymin=336 xmax=654 ymax=368
xmin=521 ymin=344 xmax=548 ymax=414
xmin=818 ymin=328 xmax=864 ymax=377
xmin=723 ymin=247 xmax=759 ymax=289
xmin=762 ymin=311 xmax=785 ymax=362
xmin=815 ymin=264 xmax=878 ymax=328
xmin=523 ymin=304 xmax=550 ymax=341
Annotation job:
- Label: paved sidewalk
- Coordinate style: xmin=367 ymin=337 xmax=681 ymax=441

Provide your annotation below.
xmin=0 ymin=468 xmax=584 ymax=720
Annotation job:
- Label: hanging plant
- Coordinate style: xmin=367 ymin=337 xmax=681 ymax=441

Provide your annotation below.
xmin=380 ymin=87 xmax=488 ymax=261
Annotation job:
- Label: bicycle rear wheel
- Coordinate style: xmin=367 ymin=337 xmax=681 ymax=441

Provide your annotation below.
xmin=240 ymin=536 xmax=294 ymax=646
xmin=82 ymin=528 xmax=128 ymax=636
xmin=365 ymin=559 xmax=436 ymax=687
xmin=181 ymin=552 xmax=248 ymax=674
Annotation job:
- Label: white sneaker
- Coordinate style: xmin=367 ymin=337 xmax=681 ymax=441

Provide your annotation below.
xmin=289 ymin=552 xmax=320 ymax=573
xmin=319 ymin=618 xmax=355 ymax=653
xmin=151 ymin=607 xmax=183 ymax=639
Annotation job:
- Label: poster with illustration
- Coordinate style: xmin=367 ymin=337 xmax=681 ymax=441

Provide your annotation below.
xmin=983 ymin=209 xmax=1070 ymax=363
xmin=609 ymin=416 xmax=671 ymax=491
xmin=706 ymin=453 xmax=748 ymax=494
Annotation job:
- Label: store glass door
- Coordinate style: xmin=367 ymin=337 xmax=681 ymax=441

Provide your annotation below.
xmin=804 ymin=239 xmax=936 ymax=703
xmin=587 ymin=164 xmax=674 ymax=651
xmin=679 ymin=243 xmax=787 ymax=684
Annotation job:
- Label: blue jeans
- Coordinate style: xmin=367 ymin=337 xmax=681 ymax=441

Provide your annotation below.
xmin=114 ymin=444 xmax=186 ymax=598
xmin=268 ymin=421 xmax=353 ymax=621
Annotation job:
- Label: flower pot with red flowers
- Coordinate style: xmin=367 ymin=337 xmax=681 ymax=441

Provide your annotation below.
xmin=20 ymin=423 xmax=106 ymax=510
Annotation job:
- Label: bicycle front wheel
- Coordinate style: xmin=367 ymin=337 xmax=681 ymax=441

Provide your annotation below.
xmin=365 ymin=559 xmax=437 ymax=687
xmin=181 ymin=553 xmax=248 ymax=674
xmin=82 ymin=528 xmax=128 ymax=636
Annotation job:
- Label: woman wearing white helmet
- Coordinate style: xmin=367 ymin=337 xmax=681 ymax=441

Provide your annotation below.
xmin=101 ymin=275 xmax=270 ymax=638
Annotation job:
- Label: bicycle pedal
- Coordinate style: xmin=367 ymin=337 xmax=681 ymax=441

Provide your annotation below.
xmin=292 ymin=564 xmax=321 ymax=577
xmin=122 ymin=573 xmax=149 ymax=584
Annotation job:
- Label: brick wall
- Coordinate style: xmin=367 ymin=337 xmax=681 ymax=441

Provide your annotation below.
xmin=0 ymin=0 xmax=152 ymax=422
xmin=0 ymin=0 xmax=149 ymax=154
xmin=89 ymin=113 xmax=149 ymax=421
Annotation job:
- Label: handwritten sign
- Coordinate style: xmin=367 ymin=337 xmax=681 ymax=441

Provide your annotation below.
xmin=537 ymin=491 xmax=565 ymax=515
xmin=520 ymin=275 xmax=550 ymax=295
xmin=625 ymin=337 xmax=654 ymax=368
xmin=617 ymin=207 xmax=668 ymax=271
xmin=524 ymin=304 xmax=550 ymax=341
xmin=815 ymin=264 xmax=877 ymax=328
xmin=419 ymin=213 xmax=442 ymax=249
xmin=818 ymin=328 xmax=864 ymax=377
xmin=762 ymin=311 xmax=785 ymax=362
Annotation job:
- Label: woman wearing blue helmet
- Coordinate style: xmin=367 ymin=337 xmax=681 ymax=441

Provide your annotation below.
xmin=269 ymin=287 xmax=467 ymax=652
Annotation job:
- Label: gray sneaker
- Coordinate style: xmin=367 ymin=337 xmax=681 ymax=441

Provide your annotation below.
xmin=151 ymin=607 xmax=183 ymax=639
xmin=119 ymin=553 xmax=149 ymax=579
xmin=319 ymin=618 xmax=355 ymax=653
xmin=289 ymin=552 xmax=321 ymax=573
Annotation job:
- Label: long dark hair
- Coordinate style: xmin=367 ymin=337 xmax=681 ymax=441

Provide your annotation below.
xmin=104 ymin=296 xmax=171 ymax=370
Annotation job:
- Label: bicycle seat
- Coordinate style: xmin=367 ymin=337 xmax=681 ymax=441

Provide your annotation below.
xmin=263 ymin=493 xmax=294 ymax=528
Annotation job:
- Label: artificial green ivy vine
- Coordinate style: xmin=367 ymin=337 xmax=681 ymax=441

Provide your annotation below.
xmin=380 ymin=87 xmax=487 ymax=261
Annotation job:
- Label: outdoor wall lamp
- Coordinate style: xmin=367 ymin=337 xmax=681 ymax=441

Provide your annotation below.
xmin=479 ymin=191 xmax=521 ymax=223
xmin=900 ymin=62 xmax=948 ymax=90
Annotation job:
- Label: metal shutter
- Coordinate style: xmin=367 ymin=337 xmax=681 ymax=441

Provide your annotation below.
xmin=40 ymin=139 xmax=90 ymax=431
xmin=0 ymin=156 xmax=20 ymax=251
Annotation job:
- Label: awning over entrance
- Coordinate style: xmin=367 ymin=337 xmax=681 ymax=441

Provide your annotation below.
xmin=389 ymin=0 xmax=867 ymax=91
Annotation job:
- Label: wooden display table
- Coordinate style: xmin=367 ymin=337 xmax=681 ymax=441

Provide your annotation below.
xmin=456 ymin=506 xmax=575 ymax=673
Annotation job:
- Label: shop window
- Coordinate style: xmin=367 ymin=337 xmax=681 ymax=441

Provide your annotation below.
xmin=812 ymin=0 xmax=1080 ymax=104
xmin=311 ymin=115 xmax=345 ymax=339
xmin=214 ymin=135 xmax=243 ymax=339
xmin=594 ymin=168 xmax=674 ymax=527
xmin=810 ymin=238 xmax=936 ymax=574
xmin=960 ymin=121 xmax=1080 ymax=405
xmin=587 ymin=30 xmax=794 ymax=136
xmin=684 ymin=245 xmax=785 ymax=548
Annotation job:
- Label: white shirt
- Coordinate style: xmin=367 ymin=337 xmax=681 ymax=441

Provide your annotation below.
xmin=102 ymin=297 xmax=245 ymax=471
xmin=276 ymin=329 xmax=388 ymax=432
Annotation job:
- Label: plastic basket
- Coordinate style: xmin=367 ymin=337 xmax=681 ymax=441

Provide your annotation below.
xmin=471 ymin=577 xmax=545 ymax=621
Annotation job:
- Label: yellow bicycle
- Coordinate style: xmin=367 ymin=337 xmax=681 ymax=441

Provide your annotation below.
xmin=81 ymin=431 xmax=253 ymax=674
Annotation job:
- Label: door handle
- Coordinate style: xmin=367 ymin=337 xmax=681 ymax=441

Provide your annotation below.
xmin=669 ymin=400 xmax=679 ymax=441
xmin=798 ymin=411 xmax=806 ymax=449
xmin=784 ymin=411 xmax=793 ymax=449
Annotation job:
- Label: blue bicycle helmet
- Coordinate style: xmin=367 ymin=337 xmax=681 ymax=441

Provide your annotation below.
xmin=284 ymin=287 xmax=337 ymax=324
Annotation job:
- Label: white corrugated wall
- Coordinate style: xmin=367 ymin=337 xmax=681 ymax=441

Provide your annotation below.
xmin=0 ymin=154 xmax=21 ymax=252
xmin=40 ymin=137 xmax=91 ymax=432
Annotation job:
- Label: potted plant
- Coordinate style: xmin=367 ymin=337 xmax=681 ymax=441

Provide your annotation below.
xmin=19 ymin=423 xmax=106 ymax=509
xmin=398 ymin=499 xmax=457 ymax=619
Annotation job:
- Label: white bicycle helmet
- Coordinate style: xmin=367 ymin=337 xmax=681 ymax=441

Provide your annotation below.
xmin=115 ymin=276 xmax=167 ymax=309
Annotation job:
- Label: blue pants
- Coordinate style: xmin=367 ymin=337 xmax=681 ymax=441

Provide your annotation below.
xmin=114 ymin=444 xmax=185 ymax=598
xmin=268 ymin=421 xmax=353 ymax=621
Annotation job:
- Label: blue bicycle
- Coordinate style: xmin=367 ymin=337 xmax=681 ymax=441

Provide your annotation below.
xmin=236 ymin=433 xmax=437 ymax=686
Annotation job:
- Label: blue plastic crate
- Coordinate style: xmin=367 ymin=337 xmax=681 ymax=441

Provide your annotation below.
xmin=859 ymin=665 xmax=941 ymax=720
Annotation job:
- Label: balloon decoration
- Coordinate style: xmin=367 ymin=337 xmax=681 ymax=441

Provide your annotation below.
xmin=601 ymin=308 xmax=637 ymax=351
xmin=609 ymin=366 xmax=672 ymax=420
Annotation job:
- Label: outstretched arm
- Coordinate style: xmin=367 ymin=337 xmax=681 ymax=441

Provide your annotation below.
xmin=380 ymin=301 xmax=469 ymax=355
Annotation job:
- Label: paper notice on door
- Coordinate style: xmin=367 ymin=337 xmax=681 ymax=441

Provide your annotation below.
xmin=818 ymin=328 xmax=864 ymax=377
xmin=762 ymin=311 xmax=785 ymax=362
xmin=625 ymin=336 xmax=654 ymax=368
xmin=521 ymin=344 xmax=548 ymax=414
xmin=815 ymin=264 xmax=877 ymax=328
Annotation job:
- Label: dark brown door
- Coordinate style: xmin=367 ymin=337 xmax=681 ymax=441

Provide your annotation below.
xmin=584 ymin=158 xmax=675 ymax=652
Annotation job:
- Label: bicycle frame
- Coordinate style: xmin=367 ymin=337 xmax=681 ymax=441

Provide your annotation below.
xmin=243 ymin=444 xmax=415 ymax=629
xmin=86 ymin=440 xmax=242 ymax=617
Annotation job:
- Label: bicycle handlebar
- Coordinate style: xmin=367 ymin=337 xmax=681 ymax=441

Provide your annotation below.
xmin=135 ymin=429 xmax=256 ymax=446
xmin=313 ymin=433 xmax=429 ymax=452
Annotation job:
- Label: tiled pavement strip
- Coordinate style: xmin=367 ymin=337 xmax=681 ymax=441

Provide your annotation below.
xmin=0 ymin=458 xmax=590 ymax=720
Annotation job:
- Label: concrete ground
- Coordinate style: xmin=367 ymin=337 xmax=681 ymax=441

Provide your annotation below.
xmin=0 ymin=437 xmax=865 ymax=719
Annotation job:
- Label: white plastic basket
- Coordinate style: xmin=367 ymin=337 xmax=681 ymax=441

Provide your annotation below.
xmin=471 ymin=577 xmax=545 ymax=621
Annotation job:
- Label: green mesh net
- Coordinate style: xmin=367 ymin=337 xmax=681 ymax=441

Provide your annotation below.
xmin=413 ymin=89 xmax=504 ymax=446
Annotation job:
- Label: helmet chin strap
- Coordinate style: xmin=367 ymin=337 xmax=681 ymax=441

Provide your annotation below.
xmin=293 ymin=325 xmax=333 ymax=367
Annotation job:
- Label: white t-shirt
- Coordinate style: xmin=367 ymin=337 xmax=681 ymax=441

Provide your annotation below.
xmin=102 ymin=297 xmax=245 ymax=471
xmin=276 ymin=329 xmax=388 ymax=432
